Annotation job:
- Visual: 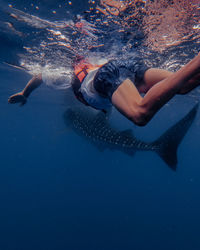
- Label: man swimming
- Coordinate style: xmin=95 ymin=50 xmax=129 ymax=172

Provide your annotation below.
xmin=8 ymin=53 xmax=200 ymax=126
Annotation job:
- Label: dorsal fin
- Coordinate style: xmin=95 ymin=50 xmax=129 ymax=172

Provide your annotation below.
xmin=94 ymin=111 xmax=107 ymax=122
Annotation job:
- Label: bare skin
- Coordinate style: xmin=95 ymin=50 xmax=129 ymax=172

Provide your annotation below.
xmin=8 ymin=54 xmax=200 ymax=126
xmin=8 ymin=73 xmax=42 ymax=105
xmin=112 ymin=53 xmax=200 ymax=126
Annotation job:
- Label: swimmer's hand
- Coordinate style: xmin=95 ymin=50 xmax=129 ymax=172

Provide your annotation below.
xmin=8 ymin=92 xmax=27 ymax=106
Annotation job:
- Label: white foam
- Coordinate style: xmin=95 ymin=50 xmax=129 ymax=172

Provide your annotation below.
xmin=21 ymin=61 xmax=73 ymax=90
xmin=41 ymin=66 xmax=73 ymax=90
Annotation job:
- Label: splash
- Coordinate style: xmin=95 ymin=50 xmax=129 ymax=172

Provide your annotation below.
xmin=4 ymin=7 xmax=106 ymax=89
xmin=96 ymin=0 xmax=200 ymax=51
xmin=2 ymin=0 xmax=200 ymax=88
xmin=142 ymin=0 xmax=200 ymax=52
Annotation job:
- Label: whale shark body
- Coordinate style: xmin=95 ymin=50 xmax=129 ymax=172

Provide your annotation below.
xmin=64 ymin=105 xmax=198 ymax=171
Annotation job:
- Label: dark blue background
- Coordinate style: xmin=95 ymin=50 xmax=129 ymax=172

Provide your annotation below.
xmin=1 ymin=0 xmax=200 ymax=249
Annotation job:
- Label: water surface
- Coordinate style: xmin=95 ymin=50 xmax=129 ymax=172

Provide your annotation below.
xmin=1 ymin=1 xmax=200 ymax=250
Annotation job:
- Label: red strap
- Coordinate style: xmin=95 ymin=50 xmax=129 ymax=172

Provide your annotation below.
xmin=75 ymin=65 xmax=88 ymax=82
xmin=74 ymin=59 xmax=102 ymax=83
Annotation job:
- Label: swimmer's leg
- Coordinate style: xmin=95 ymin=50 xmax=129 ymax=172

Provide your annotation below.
xmin=138 ymin=68 xmax=173 ymax=93
xmin=112 ymin=54 xmax=200 ymax=126
xmin=139 ymin=68 xmax=200 ymax=94
xmin=8 ymin=73 xmax=43 ymax=105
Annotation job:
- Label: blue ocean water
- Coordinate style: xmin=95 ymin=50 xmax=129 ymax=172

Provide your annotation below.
xmin=1 ymin=0 xmax=200 ymax=250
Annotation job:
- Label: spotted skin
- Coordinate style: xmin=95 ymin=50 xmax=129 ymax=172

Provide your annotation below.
xmin=64 ymin=105 xmax=198 ymax=170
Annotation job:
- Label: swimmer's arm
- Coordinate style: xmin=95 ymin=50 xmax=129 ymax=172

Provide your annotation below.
xmin=8 ymin=73 xmax=43 ymax=105
xmin=22 ymin=73 xmax=43 ymax=98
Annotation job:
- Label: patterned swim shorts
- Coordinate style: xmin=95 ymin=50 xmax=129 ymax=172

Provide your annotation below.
xmin=93 ymin=56 xmax=149 ymax=99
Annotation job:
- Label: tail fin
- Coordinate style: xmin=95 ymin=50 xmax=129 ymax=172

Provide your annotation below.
xmin=153 ymin=104 xmax=198 ymax=171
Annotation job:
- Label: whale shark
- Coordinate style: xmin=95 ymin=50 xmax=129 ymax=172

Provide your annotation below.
xmin=64 ymin=104 xmax=198 ymax=171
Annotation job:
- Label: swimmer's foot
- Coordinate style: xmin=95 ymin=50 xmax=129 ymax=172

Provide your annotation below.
xmin=8 ymin=92 xmax=27 ymax=106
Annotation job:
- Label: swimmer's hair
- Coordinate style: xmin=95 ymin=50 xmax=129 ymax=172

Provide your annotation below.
xmin=71 ymin=74 xmax=81 ymax=96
